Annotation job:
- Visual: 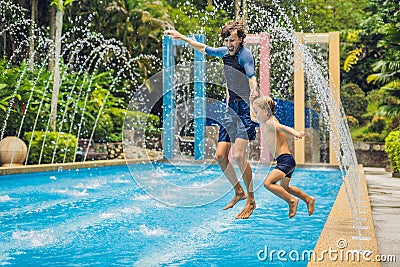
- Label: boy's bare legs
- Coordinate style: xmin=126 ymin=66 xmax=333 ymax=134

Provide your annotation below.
xmin=264 ymin=169 xmax=299 ymax=218
xmin=232 ymin=138 xmax=256 ymax=219
xmin=215 ymin=142 xmax=247 ymax=210
xmin=281 ymin=177 xmax=315 ymax=216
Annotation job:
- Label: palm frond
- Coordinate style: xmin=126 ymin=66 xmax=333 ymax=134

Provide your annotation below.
xmin=367 ymin=72 xmax=398 ymax=85
xmin=343 ymin=45 xmax=365 ymax=73
xmin=378 ymin=104 xmax=400 ymax=117
xmin=383 ymin=84 xmax=400 ymax=97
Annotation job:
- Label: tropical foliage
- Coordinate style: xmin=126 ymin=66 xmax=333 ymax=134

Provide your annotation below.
xmin=385 ymin=130 xmax=400 ymax=173
xmin=0 ymin=59 xmax=127 ymax=142
xmin=340 ymin=83 xmax=367 ymax=123
xmin=340 ymin=0 xmax=400 ymax=142
xmin=23 ymin=131 xmax=77 ymax=164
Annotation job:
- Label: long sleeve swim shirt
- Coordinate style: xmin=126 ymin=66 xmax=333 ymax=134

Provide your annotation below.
xmin=205 ymin=46 xmax=255 ymax=101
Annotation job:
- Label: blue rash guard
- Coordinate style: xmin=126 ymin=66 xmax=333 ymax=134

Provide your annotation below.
xmin=205 ymin=46 xmax=255 ymax=101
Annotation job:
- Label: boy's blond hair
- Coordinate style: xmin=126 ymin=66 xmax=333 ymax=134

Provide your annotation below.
xmin=253 ymin=96 xmax=276 ymax=116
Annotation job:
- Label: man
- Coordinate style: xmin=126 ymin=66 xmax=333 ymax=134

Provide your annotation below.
xmin=164 ymin=20 xmax=259 ymax=219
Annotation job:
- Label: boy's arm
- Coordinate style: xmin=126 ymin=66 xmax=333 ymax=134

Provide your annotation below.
xmin=164 ymin=30 xmax=206 ymax=53
xmin=274 ymin=121 xmax=305 ymax=139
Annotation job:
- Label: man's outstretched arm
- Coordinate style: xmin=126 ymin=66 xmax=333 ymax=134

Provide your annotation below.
xmin=164 ymin=30 xmax=206 ymax=53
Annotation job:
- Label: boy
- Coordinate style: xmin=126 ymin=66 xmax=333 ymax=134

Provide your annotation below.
xmin=251 ymin=96 xmax=315 ymax=218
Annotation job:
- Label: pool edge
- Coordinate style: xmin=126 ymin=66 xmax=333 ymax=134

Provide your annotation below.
xmin=0 ymin=159 xmax=339 ymax=176
xmin=307 ymin=164 xmax=381 ymax=266
xmin=0 ymin=158 xmax=155 ymax=175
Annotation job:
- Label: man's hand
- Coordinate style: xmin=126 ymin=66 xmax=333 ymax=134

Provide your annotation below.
xmin=164 ymin=30 xmax=206 ymax=53
xmin=164 ymin=30 xmax=184 ymax=39
xmin=250 ymin=89 xmax=259 ymax=102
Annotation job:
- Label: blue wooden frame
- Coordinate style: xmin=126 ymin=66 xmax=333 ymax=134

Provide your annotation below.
xmin=162 ymin=34 xmax=206 ymax=160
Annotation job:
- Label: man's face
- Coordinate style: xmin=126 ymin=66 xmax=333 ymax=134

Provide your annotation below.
xmin=224 ymin=30 xmax=242 ymax=55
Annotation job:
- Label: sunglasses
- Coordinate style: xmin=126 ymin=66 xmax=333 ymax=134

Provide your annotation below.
xmin=223 ymin=37 xmax=236 ymax=42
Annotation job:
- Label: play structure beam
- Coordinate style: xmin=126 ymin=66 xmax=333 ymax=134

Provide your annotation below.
xmin=162 ymin=36 xmax=174 ymax=159
xmin=329 ymin=31 xmax=340 ymax=166
xmin=302 ymin=33 xmax=329 ymax=44
xmin=246 ymin=33 xmax=271 ymax=163
xmin=194 ymin=35 xmax=206 ymax=160
xmin=294 ymin=32 xmax=341 ymax=165
xmin=162 ymin=35 xmax=206 ymax=160
xmin=259 ymin=34 xmax=271 ymax=96
xmin=294 ymin=33 xmax=306 ymax=164
xmin=245 ymin=34 xmax=270 ymax=96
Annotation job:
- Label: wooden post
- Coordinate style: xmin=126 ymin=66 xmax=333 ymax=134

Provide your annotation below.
xmin=162 ymin=35 xmax=206 ymax=160
xmin=245 ymin=33 xmax=271 ymax=163
xmin=329 ymin=32 xmax=340 ymax=166
xmin=194 ymin=34 xmax=206 ymax=160
xmin=162 ymin=35 xmax=174 ymax=159
xmin=294 ymin=33 xmax=305 ymax=164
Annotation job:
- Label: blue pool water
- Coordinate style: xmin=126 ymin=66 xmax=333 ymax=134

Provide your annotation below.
xmin=0 ymin=163 xmax=341 ymax=266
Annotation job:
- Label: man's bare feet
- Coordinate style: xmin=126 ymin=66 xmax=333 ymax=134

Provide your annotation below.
xmin=288 ymin=198 xmax=299 ymax=218
xmin=236 ymin=201 xmax=256 ymax=219
xmin=307 ymin=197 xmax=315 ymax=216
xmin=223 ymin=192 xmax=247 ymax=210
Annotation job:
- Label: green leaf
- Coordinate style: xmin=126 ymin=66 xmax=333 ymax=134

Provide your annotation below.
xmin=64 ymin=0 xmax=76 ymax=7
xmin=50 ymin=0 xmax=63 ymax=10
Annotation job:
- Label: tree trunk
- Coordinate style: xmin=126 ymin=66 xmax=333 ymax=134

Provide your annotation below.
xmin=48 ymin=4 xmax=56 ymax=71
xmin=207 ymin=0 xmax=213 ymax=7
xmin=242 ymin=0 xmax=247 ymax=31
xmin=234 ymin=0 xmax=240 ymax=21
xmin=10 ymin=35 xmax=16 ymax=65
xmin=2 ymin=32 xmax=6 ymax=58
xmin=50 ymin=1 xmax=63 ymax=131
xmin=29 ymin=0 xmax=38 ymax=71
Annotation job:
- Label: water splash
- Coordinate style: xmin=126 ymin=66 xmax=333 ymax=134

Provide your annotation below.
xmin=0 ymin=2 xmax=156 ymax=165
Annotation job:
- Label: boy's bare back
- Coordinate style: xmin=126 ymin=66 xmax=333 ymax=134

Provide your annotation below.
xmin=252 ymin=96 xmax=305 ymax=158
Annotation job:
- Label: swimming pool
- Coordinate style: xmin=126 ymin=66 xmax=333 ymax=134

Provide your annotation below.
xmin=0 ymin=163 xmax=341 ymax=266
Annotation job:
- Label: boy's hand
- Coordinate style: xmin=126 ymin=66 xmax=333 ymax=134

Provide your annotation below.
xmin=294 ymin=131 xmax=305 ymax=140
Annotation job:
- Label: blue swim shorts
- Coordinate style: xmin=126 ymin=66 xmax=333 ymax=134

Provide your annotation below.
xmin=275 ymin=153 xmax=296 ymax=178
xmin=218 ymin=100 xmax=257 ymax=143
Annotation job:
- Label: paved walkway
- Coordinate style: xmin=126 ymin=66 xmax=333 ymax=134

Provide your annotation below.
xmin=364 ymin=167 xmax=400 ymax=266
